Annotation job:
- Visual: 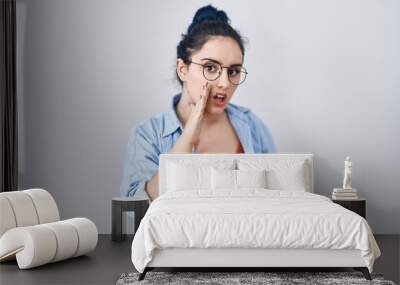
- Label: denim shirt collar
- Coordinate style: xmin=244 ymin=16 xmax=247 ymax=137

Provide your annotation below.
xmin=162 ymin=93 xmax=254 ymax=153
xmin=162 ymin=94 xmax=184 ymax=137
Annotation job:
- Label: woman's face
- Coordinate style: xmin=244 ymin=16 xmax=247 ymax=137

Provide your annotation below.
xmin=178 ymin=36 xmax=244 ymax=115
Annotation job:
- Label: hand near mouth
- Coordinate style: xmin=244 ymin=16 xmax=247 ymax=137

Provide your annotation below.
xmin=181 ymin=82 xmax=211 ymax=147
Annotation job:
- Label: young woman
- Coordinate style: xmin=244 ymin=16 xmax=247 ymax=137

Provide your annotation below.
xmin=120 ymin=5 xmax=276 ymax=201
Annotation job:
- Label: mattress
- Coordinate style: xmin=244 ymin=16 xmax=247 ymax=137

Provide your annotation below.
xmin=131 ymin=189 xmax=381 ymax=273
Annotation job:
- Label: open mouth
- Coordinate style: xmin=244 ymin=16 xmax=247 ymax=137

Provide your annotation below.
xmin=212 ymin=93 xmax=227 ymax=103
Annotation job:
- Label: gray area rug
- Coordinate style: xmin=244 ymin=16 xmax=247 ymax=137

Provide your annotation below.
xmin=116 ymin=271 xmax=396 ymax=285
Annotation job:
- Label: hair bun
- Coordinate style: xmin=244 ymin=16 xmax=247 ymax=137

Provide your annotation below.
xmin=187 ymin=5 xmax=230 ymax=34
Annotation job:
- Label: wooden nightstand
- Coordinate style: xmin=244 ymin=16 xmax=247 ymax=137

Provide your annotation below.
xmin=332 ymin=198 xmax=366 ymax=218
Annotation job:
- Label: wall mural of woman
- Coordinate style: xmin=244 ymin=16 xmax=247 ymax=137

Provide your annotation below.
xmin=120 ymin=5 xmax=276 ymax=201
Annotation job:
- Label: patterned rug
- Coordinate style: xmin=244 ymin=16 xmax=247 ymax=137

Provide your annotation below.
xmin=116 ymin=271 xmax=397 ymax=285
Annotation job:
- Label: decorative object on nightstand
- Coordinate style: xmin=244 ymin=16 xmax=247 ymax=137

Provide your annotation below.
xmin=342 ymin=156 xmax=352 ymax=190
xmin=111 ymin=197 xmax=149 ymax=242
xmin=332 ymin=198 xmax=366 ymax=219
xmin=332 ymin=156 xmax=359 ymax=200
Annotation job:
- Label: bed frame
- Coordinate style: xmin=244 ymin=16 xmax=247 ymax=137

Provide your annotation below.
xmin=138 ymin=153 xmax=372 ymax=281
xmin=140 ymin=248 xmax=371 ymax=280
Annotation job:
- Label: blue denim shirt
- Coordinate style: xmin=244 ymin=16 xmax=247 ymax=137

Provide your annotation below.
xmin=120 ymin=93 xmax=277 ymax=199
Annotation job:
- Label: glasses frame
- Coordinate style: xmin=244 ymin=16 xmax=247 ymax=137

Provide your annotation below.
xmin=188 ymin=59 xmax=248 ymax=85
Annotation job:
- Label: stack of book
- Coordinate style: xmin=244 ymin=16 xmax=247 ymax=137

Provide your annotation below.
xmin=332 ymin=188 xmax=358 ymax=200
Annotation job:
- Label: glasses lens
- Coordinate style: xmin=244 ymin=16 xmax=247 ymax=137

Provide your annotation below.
xmin=202 ymin=63 xmax=247 ymax=85
xmin=202 ymin=63 xmax=221 ymax=81
xmin=228 ymin=67 xmax=247 ymax=85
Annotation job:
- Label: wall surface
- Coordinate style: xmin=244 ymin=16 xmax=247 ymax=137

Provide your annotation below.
xmin=17 ymin=0 xmax=400 ymax=233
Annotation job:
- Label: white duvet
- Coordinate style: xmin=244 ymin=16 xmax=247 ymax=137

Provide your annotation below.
xmin=131 ymin=189 xmax=381 ymax=273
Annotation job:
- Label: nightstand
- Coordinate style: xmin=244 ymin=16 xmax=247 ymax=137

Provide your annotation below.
xmin=332 ymin=198 xmax=366 ymax=218
xmin=111 ymin=197 xmax=149 ymax=242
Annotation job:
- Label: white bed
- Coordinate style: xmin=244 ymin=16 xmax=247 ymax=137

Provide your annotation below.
xmin=131 ymin=153 xmax=381 ymax=281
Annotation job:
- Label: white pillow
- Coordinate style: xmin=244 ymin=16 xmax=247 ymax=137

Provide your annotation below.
xmin=166 ymin=160 xmax=236 ymax=192
xmin=236 ymin=169 xmax=268 ymax=189
xmin=211 ymin=168 xmax=236 ymax=190
xmin=238 ymin=159 xmax=308 ymax=191
xmin=211 ymin=168 xmax=268 ymax=190
xmin=167 ymin=162 xmax=210 ymax=191
xmin=266 ymin=161 xmax=306 ymax=191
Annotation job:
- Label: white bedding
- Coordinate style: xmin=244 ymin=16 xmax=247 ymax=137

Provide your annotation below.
xmin=131 ymin=189 xmax=381 ymax=273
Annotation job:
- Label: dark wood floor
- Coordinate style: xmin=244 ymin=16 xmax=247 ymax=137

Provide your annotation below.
xmin=0 ymin=234 xmax=398 ymax=285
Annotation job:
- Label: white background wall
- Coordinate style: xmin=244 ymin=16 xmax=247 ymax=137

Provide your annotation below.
xmin=16 ymin=0 xmax=400 ymax=234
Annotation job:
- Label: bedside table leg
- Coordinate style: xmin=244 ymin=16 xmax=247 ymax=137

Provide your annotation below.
xmin=112 ymin=201 xmax=124 ymax=242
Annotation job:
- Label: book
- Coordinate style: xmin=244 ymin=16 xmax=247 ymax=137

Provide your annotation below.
xmin=333 ymin=188 xmax=358 ymax=193
xmin=332 ymin=192 xmax=358 ymax=197
xmin=332 ymin=193 xmax=359 ymax=200
xmin=332 ymin=196 xmax=360 ymax=200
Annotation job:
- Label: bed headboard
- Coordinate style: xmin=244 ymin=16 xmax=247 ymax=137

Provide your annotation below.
xmin=159 ymin=153 xmax=314 ymax=195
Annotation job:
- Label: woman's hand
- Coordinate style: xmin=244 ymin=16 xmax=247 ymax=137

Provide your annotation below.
xmin=181 ymin=82 xmax=211 ymax=146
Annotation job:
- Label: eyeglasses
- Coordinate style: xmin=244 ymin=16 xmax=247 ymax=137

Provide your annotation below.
xmin=188 ymin=60 xmax=248 ymax=85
